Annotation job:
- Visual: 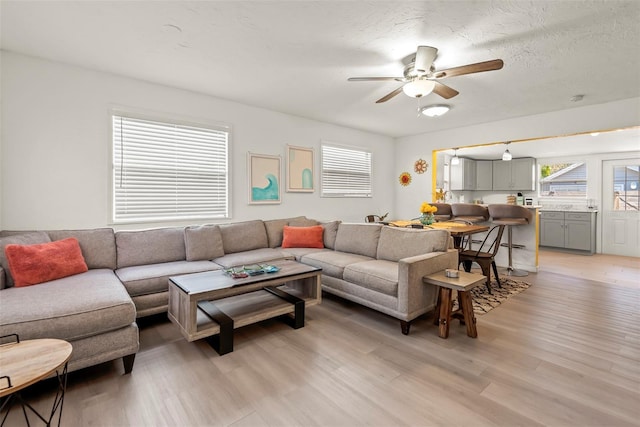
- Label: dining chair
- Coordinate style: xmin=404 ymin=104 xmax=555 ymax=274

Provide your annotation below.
xmin=458 ymin=224 xmax=505 ymax=293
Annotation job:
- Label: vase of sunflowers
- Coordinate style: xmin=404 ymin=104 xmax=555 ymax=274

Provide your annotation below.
xmin=419 ymin=202 xmax=438 ymax=225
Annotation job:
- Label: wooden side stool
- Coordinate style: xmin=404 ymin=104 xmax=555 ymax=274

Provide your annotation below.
xmin=423 ymin=270 xmax=486 ymax=338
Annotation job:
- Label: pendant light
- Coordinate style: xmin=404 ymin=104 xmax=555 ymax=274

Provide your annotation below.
xmin=502 ymin=142 xmax=512 ymax=161
xmin=451 ymin=148 xmax=460 ymax=165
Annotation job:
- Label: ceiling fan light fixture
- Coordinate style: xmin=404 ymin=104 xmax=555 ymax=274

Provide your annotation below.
xmin=420 ymin=104 xmax=450 ymax=117
xmin=502 ymin=142 xmax=512 ymax=161
xmin=402 ymin=79 xmax=436 ymax=98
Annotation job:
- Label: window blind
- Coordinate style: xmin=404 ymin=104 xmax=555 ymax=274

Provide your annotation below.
xmin=321 ymin=143 xmax=372 ymax=197
xmin=112 ymin=115 xmax=229 ymax=223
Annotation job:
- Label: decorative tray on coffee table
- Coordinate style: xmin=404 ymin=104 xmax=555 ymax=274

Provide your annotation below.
xmin=224 ymin=264 xmax=280 ymax=279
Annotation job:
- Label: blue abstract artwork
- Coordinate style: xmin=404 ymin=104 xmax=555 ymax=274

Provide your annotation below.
xmin=252 ymin=173 xmax=279 ymax=201
xmin=286 ymin=145 xmax=314 ymax=192
xmin=248 ymin=153 xmax=281 ymax=204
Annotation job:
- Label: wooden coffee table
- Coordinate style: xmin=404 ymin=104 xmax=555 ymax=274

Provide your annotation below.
xmin=168 ymin=260 xmax=321 ymax=355
xmin=0 ymin=336 xmax=72 ymax=426
xmin=423 ymin=270 xmax=486 ymax=339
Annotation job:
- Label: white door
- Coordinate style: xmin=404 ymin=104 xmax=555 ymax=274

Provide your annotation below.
xmin=602 ymin=159 xmax=640 ymax=256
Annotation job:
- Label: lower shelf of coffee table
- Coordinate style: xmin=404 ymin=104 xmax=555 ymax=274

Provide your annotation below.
xmin=187 ymin=286 xmax=319 ymax=342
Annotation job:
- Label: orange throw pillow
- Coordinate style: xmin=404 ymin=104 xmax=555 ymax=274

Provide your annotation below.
xmin=5 ymin=238 xmax=88 ymax=287
xmin=281 ymin=225 xmax=325 ymax=249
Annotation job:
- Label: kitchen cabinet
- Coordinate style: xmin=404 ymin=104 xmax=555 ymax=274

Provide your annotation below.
xmin=449 ymin=158 xmax=476 ymax=191
xmin=475 ymin=160 xmax=493 ymax=190
xmin=540 ymin=211 xmax=596 ymax=253
xmin=492 ymin=158 xmax=536 ymax=191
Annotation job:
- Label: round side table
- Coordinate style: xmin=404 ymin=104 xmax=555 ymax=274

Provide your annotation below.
xmin=0 ymin=337 xmax=72 ymax=426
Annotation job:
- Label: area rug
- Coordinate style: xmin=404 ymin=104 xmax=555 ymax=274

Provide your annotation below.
xmin=451 ymin=276 xmax=531 ymax=315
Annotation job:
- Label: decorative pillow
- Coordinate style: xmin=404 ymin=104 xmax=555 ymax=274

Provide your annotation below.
xmin=0 ymin=231 xmax=51 ymax=288
xmin=184 ymin=225 xmax=225 ymax=261
xmin=281 ymin=225 xmax=324 ymax=249
xmin=4 ymin=238 xmax=88 ymax=287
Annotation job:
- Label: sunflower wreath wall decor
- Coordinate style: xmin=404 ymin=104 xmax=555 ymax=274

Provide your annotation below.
xmin=399 ymin=172 xmax=412 ymax=186
xmin=414 ymin=158 xmax=428 ymax=174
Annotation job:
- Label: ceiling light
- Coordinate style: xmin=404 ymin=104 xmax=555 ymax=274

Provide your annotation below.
xmin=420 ymin=104 xmax=450 ymax=117
xmin=402 ymin=79 xmax=436 ymax=98
xmin=451 ymin=148 xmax=460 ymax=165
xmin=502 ymin=142 xmax=512 ymax=161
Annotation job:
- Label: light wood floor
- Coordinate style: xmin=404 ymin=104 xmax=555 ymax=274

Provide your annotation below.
xmin=5 ymin=250 xmax=639 ymax=426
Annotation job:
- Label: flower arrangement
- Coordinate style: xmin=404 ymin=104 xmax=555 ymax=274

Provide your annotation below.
xmin=419 ymin=202 xmax=438 ymax=225
xmin=420 ymin=202 xmax=438 ymax=214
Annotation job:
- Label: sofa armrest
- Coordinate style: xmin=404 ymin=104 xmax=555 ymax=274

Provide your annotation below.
xmin=0 ymin=266 xmax=5 ymax=290
xmin=397 ymin=249 xmax=458 ymax=316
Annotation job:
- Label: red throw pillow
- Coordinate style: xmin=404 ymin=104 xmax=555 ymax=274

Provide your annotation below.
xmin=281 ymin=225 xmax=325 ymax=249
xmin=4 ymin=238 xmax=88 ymax=287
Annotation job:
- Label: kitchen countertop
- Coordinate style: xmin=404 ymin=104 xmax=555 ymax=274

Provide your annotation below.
xmin=539 ymin=208 xmax=598 ymax=213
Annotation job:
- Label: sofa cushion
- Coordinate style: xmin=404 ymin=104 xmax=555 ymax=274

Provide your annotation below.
xmin=343 ymin=260 xmax=399 ymax=297
xmin=116 ymin=260 xmax=221 ymax=297
xmin=320 ymin=220 xmax=341 ymax=249
xmin=300 ymin=251 xmax=373 ymax=279
xmin=288 ymin=217 xmax=319 ymax=227
xmin=264 ymin=218 xmax=289 ymax=248
xmin=282 ymin=225 xmax=324 ymax=248
xmin=184 ymin=225 xmax=225 ymax=261
xmin=218 ymin=220 xmax=268 ymax=254
xmin=116 ymin=227 xmax=186 ymax=268
xmin=0 ymin=269 xmax=135 ymax=341
xmin=0 ymin=231 xmax=51 ymax=288
xmin=376 ymin=227 xmax=451 ymax=262
xmin=334 ymin=223 xmax=382 ymax=258
xmin=5 ymin=238 xmax=88 ymax=287
xmin=281 ymin=247 xmax=329 ymax=261
xmin=48 ymin=228 xmax=117 ymax=270
xmin=212 ymin=248 xmax=293 ymax=269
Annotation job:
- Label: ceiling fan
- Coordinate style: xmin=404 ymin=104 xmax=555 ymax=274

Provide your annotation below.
xmin=348 ymin=46 xmax=504 ymax=103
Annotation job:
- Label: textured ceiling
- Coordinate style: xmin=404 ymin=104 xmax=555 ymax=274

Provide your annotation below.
xmin=1 ymin=1 xmax=639 ymax=138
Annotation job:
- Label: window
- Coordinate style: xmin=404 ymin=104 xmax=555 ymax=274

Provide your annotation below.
xmin=112 ymin=113 xmax=229 ymax=223
xmin=539 ymin=162 xmax=587 ymax=198
xmin=321 ymin=143 xmax=372 ymax=197
xmin=613 ymin=165 xmax=639 ymax=211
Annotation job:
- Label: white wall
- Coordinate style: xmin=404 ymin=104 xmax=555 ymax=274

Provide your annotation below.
xmin=0 ymin=52 xmax=395 ymax=230
xmin=394 ymin=98 xmax=640 ymax=220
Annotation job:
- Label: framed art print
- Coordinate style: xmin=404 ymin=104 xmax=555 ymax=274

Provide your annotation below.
xmin=286 ymin=145 xmax=314 ymax=192
xmin=248 ymin=152 xmax=281 ymax=204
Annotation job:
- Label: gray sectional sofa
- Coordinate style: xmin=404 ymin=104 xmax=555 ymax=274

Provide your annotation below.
xmin=0 ymin=216 xmax=456 ymax=375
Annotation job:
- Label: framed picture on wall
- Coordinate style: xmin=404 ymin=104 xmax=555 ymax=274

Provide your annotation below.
xmin=248 ymin=152 xmax=281 ymax=204
xmin=286 ymin=145 xmax=314 ymax=192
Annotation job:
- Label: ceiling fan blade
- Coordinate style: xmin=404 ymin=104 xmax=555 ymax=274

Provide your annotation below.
xmin=348 ymin=77 xmax=404 ymax=82
xmin=432 ymin=81 xmax=459 ymax=99
xmin=434 ymin=59 xmax=504 ymax=79
xmin=375 ymin=86 xmax=404 ymax=103
xmin=414 ymin=46 xmax=438 ymax=74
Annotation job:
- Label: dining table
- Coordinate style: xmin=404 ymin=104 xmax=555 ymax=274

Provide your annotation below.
xmin=388 ymin=220 xmax=490 ymax=250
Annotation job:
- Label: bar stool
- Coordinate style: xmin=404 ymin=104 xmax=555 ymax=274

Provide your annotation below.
xmin=488 ymin=204 xmax=532 ymax=277
xmin=451 ymin=203 xmax=489 ymax=224
xmin=431 ymin=203 xmax=452 ymax=222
